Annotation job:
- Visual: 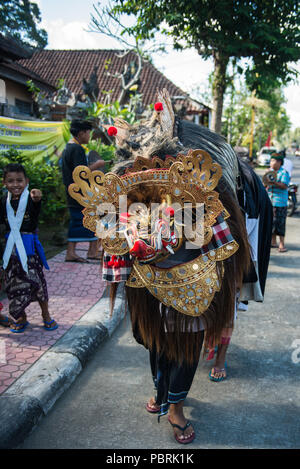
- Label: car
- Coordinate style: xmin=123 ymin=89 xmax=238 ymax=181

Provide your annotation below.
xmin=257 ymin=146 xmax=277 ymax=166
xmin=295 ymin=149 xmax=300 ymax=157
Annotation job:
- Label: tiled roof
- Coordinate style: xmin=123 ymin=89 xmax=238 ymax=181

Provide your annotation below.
xmin=0 ymin=60 xmax=55 ymax=91
xmin=0 ymin=33 xmax=33 ymax=61
xmin=18 ymin=49 xmax=193 ymax=107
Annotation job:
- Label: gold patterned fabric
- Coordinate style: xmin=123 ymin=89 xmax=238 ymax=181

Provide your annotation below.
xmin=126 ymin=239 xmax=238 ymax=317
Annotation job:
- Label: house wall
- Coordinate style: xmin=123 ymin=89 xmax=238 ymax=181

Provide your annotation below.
xmin=0 ymin=78 xmax=34 ymax=118
xmin=4 ymin=79 xmax=32 ymax=105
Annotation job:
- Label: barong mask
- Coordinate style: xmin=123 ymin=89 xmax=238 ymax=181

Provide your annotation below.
xmin=69 ymin=90 xmax=240 ymax=317
xmin=118 ymin=200 xmax=180 ymax=262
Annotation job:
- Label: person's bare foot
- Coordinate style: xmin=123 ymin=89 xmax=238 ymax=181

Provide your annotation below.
xmin=209 ymin=343 xmax=228 ymax=381
xmin=10 ymin=314 xmax=28 ymax=332
xmin=87 ymin=253 xmax=103 ymax=260
xmin=87 ymin=241 xmax=101 ymax=259
xmin=41 ymin=310 xmax=58 ymax=330
xmin=146 ymin=397 xmax=160 ymax=413
xmin=209 ymin=366 xmax=227 ymax=380
xmin=168 ymin=402 xmax=195 ymax=442
xmin=65 ymin=256 xmax=88 ymax=263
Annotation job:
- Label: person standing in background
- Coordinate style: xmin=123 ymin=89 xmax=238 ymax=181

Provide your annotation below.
xmin=281 ymin=148 xmax=293 ymax=178
xmin=266 ymin=152 xmax=290 ymax=253
xmin=61 ymin=120 xmax=105 ymax=262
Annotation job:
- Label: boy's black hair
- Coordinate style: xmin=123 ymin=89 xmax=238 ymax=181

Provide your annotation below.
xmin=2 ymin=163 xmax=27 ymax=180
xmin=70 ymin=119 xmax=93 ymax=137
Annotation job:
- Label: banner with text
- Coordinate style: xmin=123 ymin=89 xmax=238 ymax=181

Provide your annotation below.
xmin=0 ymin=116 xmax=70 ymax=162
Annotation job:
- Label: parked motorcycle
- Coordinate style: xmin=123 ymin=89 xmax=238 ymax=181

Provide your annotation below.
xmin=287 ymin=182 xmax=298 ymax=216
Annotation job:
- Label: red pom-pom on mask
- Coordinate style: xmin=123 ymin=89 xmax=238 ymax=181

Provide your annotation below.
xmin=154 ymin=102 xmax=163 ymax=112
xmin=107 ymin=255 xmax=116 ymax=267
xmin=107 ymin=126 xmax=118 ymax=136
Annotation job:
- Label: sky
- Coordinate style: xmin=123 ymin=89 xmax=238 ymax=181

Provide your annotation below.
xmin=36 ymin=0 xmax=300 ymax=130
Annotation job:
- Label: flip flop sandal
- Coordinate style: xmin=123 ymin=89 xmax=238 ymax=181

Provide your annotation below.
xmin=209 ymin=362 xmax=227 ymax=382
xmin=278 ymin=247 xmax=288 ymax=253
xmin=168 ymin=416 xmax=195 ymax=444
xmin=146 ymin=399 xmax=160 ymax=413
xmin=43 ymin=319 xmax=58 ymax=331
xmin=10 ymin=321 xmax=29 ymax=333
xmin=65 ymin=257 xmax=89 ymax=263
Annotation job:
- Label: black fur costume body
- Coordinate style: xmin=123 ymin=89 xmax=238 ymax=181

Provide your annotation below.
xmin=69 ymin=93 xmax=272 ymax=427
xmin=111 ymin=116 xmax=253 ymax=365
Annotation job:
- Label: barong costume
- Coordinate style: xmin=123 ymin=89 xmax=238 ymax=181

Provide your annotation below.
xmin=68 ymin=90 xmax=251 ymax=418
xmin=0 ymin=190 xmax=49 ymax=320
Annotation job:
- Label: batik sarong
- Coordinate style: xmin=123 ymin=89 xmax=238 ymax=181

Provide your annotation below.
xmin=4 ymin=254 xmax=48 ymax=320
xmin=68 ymin=207 xmax=98 ymax=242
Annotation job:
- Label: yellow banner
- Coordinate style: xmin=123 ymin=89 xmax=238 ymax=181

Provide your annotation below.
xmin=0 ymin=117 xmax=70 ymax=162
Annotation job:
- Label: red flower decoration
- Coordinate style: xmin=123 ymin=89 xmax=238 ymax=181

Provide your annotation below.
xmin=154 ymin=102 xmax=163 ymax=112
xmin=107 ymin=126 xmax=118 ymax=136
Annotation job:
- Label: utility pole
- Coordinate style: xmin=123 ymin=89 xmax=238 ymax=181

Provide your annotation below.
xmin=249 ymin=101 xmax=255 ymax=160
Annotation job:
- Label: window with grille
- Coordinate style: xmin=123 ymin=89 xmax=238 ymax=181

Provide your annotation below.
xmin=15 ymin=98 xmax=32 ymax=115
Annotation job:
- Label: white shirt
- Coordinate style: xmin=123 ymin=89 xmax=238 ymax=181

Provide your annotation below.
xmin=283 ymin=158 xmax=293 ymax=178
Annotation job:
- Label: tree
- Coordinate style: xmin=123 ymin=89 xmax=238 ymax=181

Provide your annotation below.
xmin=255 ymin=89 xmax=291 ymax=148
xmin=88 ymin=3 xmax=166 ymax=107
xmin=222 ymin=81 xmax=291 ymax=153
xmin=110 ymin=0 xmax=300 ymax=134
xmin=286 ymin=127 xmax=300 ymax=148
xmin=0 ymin=0 xmax=47 ymax=49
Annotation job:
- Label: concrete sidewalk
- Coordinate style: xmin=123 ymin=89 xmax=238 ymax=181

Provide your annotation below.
xmin=0 ymin=245 xmax=125 ymax=449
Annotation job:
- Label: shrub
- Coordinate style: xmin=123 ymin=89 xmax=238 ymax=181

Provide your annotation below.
xmin=87 ymin=135 xmax=116 ymax=169
xmin=0 ymin=148 xmax=68 ymax=225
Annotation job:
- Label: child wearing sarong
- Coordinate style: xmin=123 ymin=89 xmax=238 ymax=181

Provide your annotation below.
xmin=0 ymin=251 xmax=10 ymax=326
xmin=0 ymin=163 xmax=58 ymax=333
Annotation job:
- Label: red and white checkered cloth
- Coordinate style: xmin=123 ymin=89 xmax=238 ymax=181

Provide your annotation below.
xmin=102 ymin=253 xmax=133 ymax=282
xmin=200 ymin=215 xmax=233 ymax=254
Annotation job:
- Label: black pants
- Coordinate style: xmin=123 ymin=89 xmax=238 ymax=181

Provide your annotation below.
xmin=149 ymin=331 xmax=204 ymax=418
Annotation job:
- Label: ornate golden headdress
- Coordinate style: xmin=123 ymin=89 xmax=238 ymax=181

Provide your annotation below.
xmin=69 ymin=148 xmax=239 ymax=317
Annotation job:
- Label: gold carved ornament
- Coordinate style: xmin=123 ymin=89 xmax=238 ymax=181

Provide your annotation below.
xmin=68 ymin=149 xmax=239 ymax=317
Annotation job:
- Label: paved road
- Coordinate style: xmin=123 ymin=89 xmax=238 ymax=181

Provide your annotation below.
xmin=18 ymin=156 xmax=300 ymax=449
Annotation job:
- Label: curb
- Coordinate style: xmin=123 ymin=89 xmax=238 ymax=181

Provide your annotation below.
xmin=0 ymin=283 xmax=126 ymax=449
